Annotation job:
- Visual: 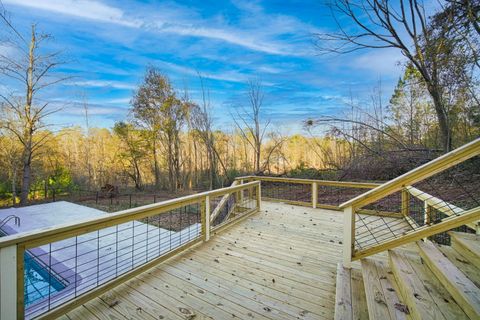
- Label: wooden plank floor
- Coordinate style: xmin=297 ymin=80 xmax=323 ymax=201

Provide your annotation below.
xmin=62 ymin=202 xmax=407 ymax=320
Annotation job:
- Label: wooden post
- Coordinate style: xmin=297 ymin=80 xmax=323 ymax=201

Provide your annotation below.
xmin=424 ymin=201 xmax=432 ymax=226
xmin=312 ymin=182 xmax=318 ymax=208
xmin=239 ymin=179 xmax=244 ymax=202
xmin=0 ymin=244 xmax=23 ymax=320
xmin=256 ymin=183 xmax=261 ymax=211
xmin=424 ymin=201 xmax=432 ymax=241
xmin=401 ymin=189 xmax=410 ymax=216
xmin=343 ymin=206 xmax=354 ymax=268
xmin=202 ymin=196 xmax=210 ymax=241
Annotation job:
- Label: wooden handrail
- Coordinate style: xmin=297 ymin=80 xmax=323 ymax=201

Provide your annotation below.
xmin=406 ymin=186 xmax=477 ymax=230
xmin=0 ymin=181 xmax=260 ymax=249
xmin=352 ymin=205 xmax=480 ymax=261
xmin=210 ymin=180 xmax=239 ymax=222
xmin=406 ymin=186 xmax=464 ymax=215
xmin=235 ymin=175 xmax=380 ymax=189
xmin=339 ymin=138 xmax=480 ymax=210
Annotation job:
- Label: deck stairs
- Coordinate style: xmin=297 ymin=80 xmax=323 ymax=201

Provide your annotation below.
xmin=335 ymin=231 xmax=480 ymax=320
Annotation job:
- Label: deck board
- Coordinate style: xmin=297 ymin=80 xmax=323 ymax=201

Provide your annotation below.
xmin=66 ymin=201 xmax=407 ymax=320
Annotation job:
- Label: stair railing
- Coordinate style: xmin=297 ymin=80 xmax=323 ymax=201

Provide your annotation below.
xmin=340 ymin=138 xmax=480 ymax=267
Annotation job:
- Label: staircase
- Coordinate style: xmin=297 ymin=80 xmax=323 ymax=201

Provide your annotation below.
xmin=334 ymin=231 xmax=480 ymax=320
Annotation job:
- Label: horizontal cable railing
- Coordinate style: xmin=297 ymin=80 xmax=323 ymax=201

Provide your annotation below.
xmin=0 ymin=181 xmax=260 ymax=320
xmin=340 ymin=138 xmax=480 ymax=267
xmin=235 ymin=175 xmax=380 ymax=211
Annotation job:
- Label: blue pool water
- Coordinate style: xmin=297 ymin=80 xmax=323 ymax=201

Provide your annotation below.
xmin=24 ymin=253 xmax=66 ymax=307
xmin=0 ymin=232 xmax=66 ymax=307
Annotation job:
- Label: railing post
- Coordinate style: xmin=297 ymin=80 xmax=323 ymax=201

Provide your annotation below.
xmin=256 ymin=182 xmax=261 ymax=211
xmin=239 ymin=179 xmax=244 ymax=202
xmin=202 ymin=196 xmax=210 ymax=241
xmin=424 ymin=201 xmax=432 ymax=241
xmin=312 ymin=182 xmax=318 ymax=208
xmin=0 ymin=244 xmax=23 ymax=320
xmin=343 ymin=206 xmax=354 ymax=268
xmin=401 ymin=189 xmax=410 ymax=216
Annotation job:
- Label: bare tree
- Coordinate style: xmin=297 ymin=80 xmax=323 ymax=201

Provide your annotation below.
xmin=0 ymin=4 xmax=67 ymax=204
xmin=315 ymin=0 xmax=456 ymax=151
xmin=233 ymin=79 xmax=270 ymax=173
xmin=189 ymin=75 xmax=227 ymax=189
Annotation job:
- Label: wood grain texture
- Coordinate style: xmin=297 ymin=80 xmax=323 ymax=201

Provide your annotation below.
xmin=417 ymin=240 xmax=480 ymax=320
xmin=65 ymin=202 xmax=401 ymax=320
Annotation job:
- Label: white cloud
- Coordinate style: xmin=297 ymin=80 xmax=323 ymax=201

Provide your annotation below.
xmin=0 ymin=44 xmax=18 ymax=57
xmin=351 ymin=49 xmax=405 ymax=75
xmin=3 ymin=0 xmax=141 ymax=27
xmin=159 ymin=25 xmax=288 ymax=56
xmin=65 ymin=80 xmax=136 ymax=90
xmin=4 ymin=0 xmax=314 ymax=56
xmin=157 ymin=60 xmax=249 ymax=84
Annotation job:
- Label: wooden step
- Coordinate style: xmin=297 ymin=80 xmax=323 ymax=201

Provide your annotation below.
xmin=334 ymin=263 xmax=353 ymax=320
xmin=389 ymin=250 xmax=469 ymax=320
xmin=449 ymin=231 xmax=480 ymax=267
xmin=360 ymin=258 xmax=409 ymax=320
xmin=417 ymin=240 xmax=480 ymax=319
xmin=438 ymin=244 xmax=480 ymax=288
xmin=334 ymin=263 xmax=369 ymax=320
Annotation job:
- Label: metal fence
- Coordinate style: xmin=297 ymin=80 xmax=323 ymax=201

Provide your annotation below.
xmin=0 ymin=181 xmax=260 ymax=319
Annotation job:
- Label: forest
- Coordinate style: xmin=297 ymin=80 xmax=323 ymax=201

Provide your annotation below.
xmin=0 ymin=0 xmax=479 ymax=206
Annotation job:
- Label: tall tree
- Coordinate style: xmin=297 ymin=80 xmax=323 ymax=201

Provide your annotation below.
xmin=113 ymin=122 xmax=145 ymax=190
xmin=0 ymin=132 xmax=21 ymax=204
xmin=189 ymin=75 xmax=227 ymax=189
xmin=131 ymin=67 xmax=188 ymax=191
xmin=233 ymin=79 xmax=270 ymax=173
xmin=316 ymin=0 xmax=459 ymax=151
xmin=0 ymin=5 xmax=66 ymax=204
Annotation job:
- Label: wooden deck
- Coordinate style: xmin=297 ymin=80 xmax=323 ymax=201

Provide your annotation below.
xmin=61 ymin=202 xmax=407 ymax=320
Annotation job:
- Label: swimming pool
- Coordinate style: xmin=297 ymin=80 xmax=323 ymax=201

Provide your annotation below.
xmin=0 ymin=231 xmax=66 ymax=307
xmin=24 ymin=253 xmax=67 ymax=307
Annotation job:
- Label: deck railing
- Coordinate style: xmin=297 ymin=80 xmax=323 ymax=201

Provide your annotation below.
xmin=340 ymin=138 xmax=480 ymax=267
xmin=235 ymin=175 xmax=380 ymax=211
xmin=0 ymin=181 xmax=260 ymax=320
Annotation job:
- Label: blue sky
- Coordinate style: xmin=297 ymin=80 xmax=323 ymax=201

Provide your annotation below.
xmin=1 ymin=0 xmax=407 ymax=132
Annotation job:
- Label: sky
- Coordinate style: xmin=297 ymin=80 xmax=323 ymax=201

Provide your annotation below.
xmin=0 ymin=0 xmax=407 ymax=132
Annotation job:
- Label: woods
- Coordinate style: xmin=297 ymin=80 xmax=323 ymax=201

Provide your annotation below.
xmin=0 ymin=0 xmax=479 ymax=205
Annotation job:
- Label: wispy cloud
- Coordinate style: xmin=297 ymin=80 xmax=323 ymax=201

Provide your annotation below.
xmin=5 ymin=0 xmax=315 ymax=56
xmin=65 ymin=80 xmax=136 ymax=90
xmin=3 ymin=0 xmax=141 ymax=27
xmin=157 ymin=60 xmax=250 ymax=84
xmin=157 ymin=25 xmax=290 ymax=56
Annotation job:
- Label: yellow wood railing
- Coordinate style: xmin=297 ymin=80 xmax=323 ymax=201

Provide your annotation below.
xmin=0 ymin=181 xmax=261 ymax=320
xmin=339 ymin=137 xmax=480 ymax=267
xmin=235 ymin=175 xmax=380 ymax=211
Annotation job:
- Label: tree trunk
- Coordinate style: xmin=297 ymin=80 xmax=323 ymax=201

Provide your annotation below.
xmin=153 ymin=139 xmax=160 ymax=189
xmin=20 ymin=147 xmax=32 ymax=205
xmin=11 ymin=167 xmax=17 ymax=206
xmin=428 ymin=84 xmax=452 ymax=151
